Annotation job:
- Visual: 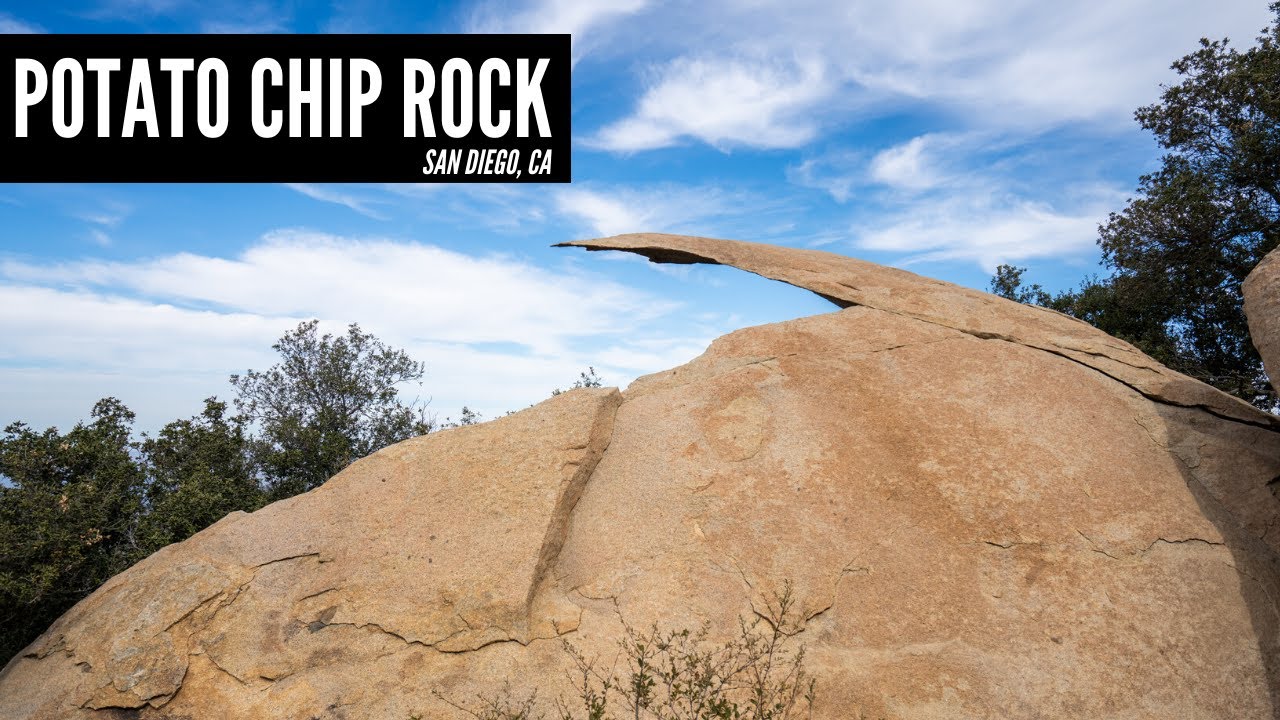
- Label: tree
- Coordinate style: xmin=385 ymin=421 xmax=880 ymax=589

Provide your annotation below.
xmin=0 ymin=324 xmax=437 ymax=662
xmin=0 ymin=399 xmax=144 ymax=662
xmin=135 ymin=398 xmax=265 ymax=553
xmin=997 ymin=6 xmax=1279 ymax=406
xmin=989 ymin=265 xmax=1051 ymax=306
xmin=231 ymin=320 xmax=433 ymax=498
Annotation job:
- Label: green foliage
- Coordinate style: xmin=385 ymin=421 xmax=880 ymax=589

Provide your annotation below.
xmin=1 ymin=320 xmax=437 ymax=663
xmin=232 ymin=320 xmax=434 ymax=499
xmin=0 ymin=398 xmax=144 ymax=662
xmin=1049 ymin=275 xmax=1191 ymax=371
xmin=134 ymin=398 xmax=265 ymax=553
xmin=992 ymin=6 xmax=1280 ymax=406
xmin=989 ymin=265 xmax=1051 ymax=306
xmin=1092 ymin=7 xmax=1280 ymax=403
xmin=436 ymin=585 xmax=815 ymax=720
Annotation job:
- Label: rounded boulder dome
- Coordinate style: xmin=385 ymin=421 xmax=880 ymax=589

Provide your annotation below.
xmin=3 ymin=234 xmax=1279 ymax=720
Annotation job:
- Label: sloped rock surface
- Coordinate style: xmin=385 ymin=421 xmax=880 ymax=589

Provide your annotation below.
xmin=1245 ymin=245 xmax=1280 ymax=393
xmin=1 ymin=388 xmax=621 ymax=719
xmin=3 ymin=234 xmax=1280 ymax=719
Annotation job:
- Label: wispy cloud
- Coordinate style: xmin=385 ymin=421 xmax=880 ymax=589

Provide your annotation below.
xmin=200 ymin=16 xmax=288 ymax=33
xmin=592 ymin=55 xmax=832 ymax=151
xmin=554 ymin=183 xmax=768 ymax=237
xmin=84 ymin=0 xmax=292 ymax=32
xmin=69 ymin=200 xmax=132 ymax=248
xmin=86 ymin=0 xmax=190 ymax=20
xmin=473 ymin=0 xmax=645 ymax=34
xmin=0 ymin=12 xmax=43 ymax=33
xmin=383 ymin=183 xmax=549 ymax=231
xmin=285 ymin=184 xmax=389 ymax=220
xmin=786 ymin=152 xmax=864 ymax=204
xmin=75 ymin=200 xmax=132 ymax=228
xmin=787 ymin=130 xmax=1127 ymax=269
xmin=789 ymin=133 xmax=976 ymax=202
xmin=88 ymin=229 xmax=112 ymax=247
xmin=855 ymin=192 xmax=1117 ymax=271
xmin=1 ymin=230 xmax=672 ymax=351
xmin=469 ymin=0 xmax=648 ymax=60
xmin=0 ymin=231 xmax=699 ymax=430
xmin=586 ymin=0 xmax=1274 ymax=151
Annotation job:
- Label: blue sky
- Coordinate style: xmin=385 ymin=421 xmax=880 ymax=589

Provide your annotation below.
xmin=1 ymin=0 xmax=1275 ymax=432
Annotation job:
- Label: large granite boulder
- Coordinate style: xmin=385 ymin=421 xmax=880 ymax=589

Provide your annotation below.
xmin=1245 ymin=246 xmax=1280 ymax=394
xmin=3 ymin=234 xmax=1279 ymax=719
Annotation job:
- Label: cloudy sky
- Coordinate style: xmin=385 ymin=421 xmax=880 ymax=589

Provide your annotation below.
xmin=1 ymin=0 xmax=1275 ymax=432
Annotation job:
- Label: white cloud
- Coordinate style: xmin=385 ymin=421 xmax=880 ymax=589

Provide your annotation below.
xmin=554 ymin=184 xmax=759 ymax=237
xmin=592 ymin=55 xmax=832 ymax=151
xmin=285 ymin=183 xmax=389 ymax=220
xmin=0 ymin=232 xmax=701 ymax=431
xmin=797 ymin=131 xmax=1130 ymax=269
xmin=1 ymin=230 xmax=671 ymax=353
xmin=0 ymin=13 xmax=42 ymax=33
xmin=587 ymin=0 xmax=1274 ymax=150
xmin=855 ymin=190 xmax=1121 ymax=271
xmin=868 ymin=136 xmax=947 ymax=191
xmin=556 ymin=189 xmax=649 ymax=237
xmin=788 ymin=133 xmax=982 ymax=202
xmin=0 ymin=285 xmax=285 ymax=374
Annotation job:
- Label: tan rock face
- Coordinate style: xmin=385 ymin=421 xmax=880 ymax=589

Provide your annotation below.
xmin=1245 ymin=246 xmax=1280 ymax=393
xmin=4 ymin=234 xmax=1280 ymax=720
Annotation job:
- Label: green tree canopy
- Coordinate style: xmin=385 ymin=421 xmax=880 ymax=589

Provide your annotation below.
xmin=231 ymin=320 xmax=433 ymax=498
xmin=0 ymin=323 xmax=442 ymax=662
xmin=135 ymin=398 xmax=265 ymax=552
xmin=0 ymin=398 xmax=144 ymax=662
xmin=999 ymin=6 xmax=1279 ymax=406
xmin=989 ymin=265 xmax=1051 ymax=306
